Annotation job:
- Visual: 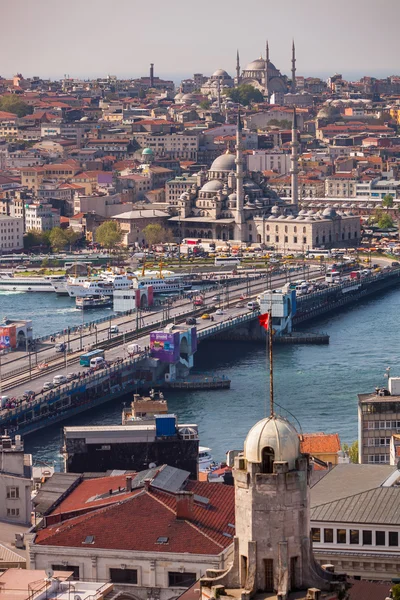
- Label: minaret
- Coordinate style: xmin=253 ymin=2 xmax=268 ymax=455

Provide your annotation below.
xmin=217 ymin=77 xmax=221 ymax=110
xmin=236 ymin=49 xmax=241 ymax=85
xmin=290 ymin=106 xmax=299 ymax=209
xmin=235 ymin=111 xmax=244 ymax=227
xmin=150 ymin=63 xmax=154 ymax=87
xmin=291 ymin=40 xmax=296 ymax=93
xmin=265 ymin=40 xmax=270 ymax=100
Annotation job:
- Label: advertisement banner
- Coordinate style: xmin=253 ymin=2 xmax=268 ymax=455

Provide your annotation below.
xmin=190 ymin=327 xmax=197 ymax=354
xmin=0 ymin=325 xmax=17 ymax=350
xmin=150 ymin=331 xmax=180 ymax=364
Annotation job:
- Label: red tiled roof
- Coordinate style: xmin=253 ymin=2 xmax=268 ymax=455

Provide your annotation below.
xmin=0 ymin=110 xmax=17 ymax=120
xmin=35 ymin=480 xmax=235 ymax=555
xmin=300 ymin=433 xmax=341 ymax=455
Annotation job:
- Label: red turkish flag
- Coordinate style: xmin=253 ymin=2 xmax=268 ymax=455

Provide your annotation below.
xmin=258 ymin=313 xmax=270 ymax=330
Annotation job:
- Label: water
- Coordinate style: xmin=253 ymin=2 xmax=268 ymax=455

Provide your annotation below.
xmin=0 ymin=291 xmax=115 ymax=337
xmin=18 ymin=287 xmax=400 ymax=467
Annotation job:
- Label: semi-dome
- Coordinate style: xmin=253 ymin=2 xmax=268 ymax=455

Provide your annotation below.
xmin=201 ymin=180 xmax=224 ymax=192
xmin=245 ymin=56 xmax=266 ymax=71
xmin=212 ymin=68 xmax=230 ymax=78
xmin=210 ymin=152 xmax=236 ymax=172
xmin=244 ymin=415 xmax=301 ymax=470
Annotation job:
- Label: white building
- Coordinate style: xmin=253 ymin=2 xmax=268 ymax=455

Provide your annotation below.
xmin=25 ymin=203 xmax=60 ymax=232
xmin=133 ymin=132 xmax=200 ymax=160
xmin=247 ymin=150 xmax=291 ymax=175
xmin=0 ymin=215 xmax=24 ymax=252
xmin=0 ymin=434 xmax=32 ymax=525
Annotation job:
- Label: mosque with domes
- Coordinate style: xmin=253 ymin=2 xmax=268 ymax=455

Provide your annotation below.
xmin=167 ymin=109 xmax=361 ymax=248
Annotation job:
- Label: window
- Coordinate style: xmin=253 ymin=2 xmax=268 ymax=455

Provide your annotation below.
xmin=275 ymin=236 xmax=279 ymax=243
xmin=110 ymin=568 xmax=138 ymax=584
xmin=284 ymin=236 xmax=288 ymax=243
xmin=52 ymin=564 xmax=79 ymax=581
xmin=6 ymin=508 xmax=19 ymax=518
xmin=363 ymin=530 xmax=372 ymax=545
xmin=376 ymin=531 xmax=385 ymax=546
xmin=324 ymin=529 xmax=333 ymax=543
xmin=311 ymin=528 xmax=321 ymax=542
xmin=389 ymin=532 xmax=398 ymax=547
xmin=168 ymin=572 xmax=197 ymax=587
xmin=337 ymin=529 xmax=347 ymax=544
xmin=350 ymin=530 xmax=359 ymax=544
xmin=6 ymin=486 xmax=19 ymax=499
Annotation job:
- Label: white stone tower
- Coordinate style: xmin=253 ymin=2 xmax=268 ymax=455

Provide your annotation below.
xmin=291 ymin=40 xmax=296 ymax=93
xmin=265 ymin=40 xmax=270 ymax=100
xmin=200 ymin=414 xmax=342 ymax=600
xmin=234 ymin=111 xmax=244 ymax=238
xmin=290 ymin=106 xmax=299 ymax=208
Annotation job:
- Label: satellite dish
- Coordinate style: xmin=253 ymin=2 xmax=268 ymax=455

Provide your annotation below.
xmin=45 ymin=567 xmax=54 ymax=579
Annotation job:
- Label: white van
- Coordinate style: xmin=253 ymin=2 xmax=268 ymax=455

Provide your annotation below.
xmin=90 ymin=356 xmax=105 ymax=369
xmin=247 ymin=300 xmax=259 ymax=310
xmin=127 ymin=343 xmax=141 ymax=355
xmin=53 ymin=375 xmax=67 ymax=386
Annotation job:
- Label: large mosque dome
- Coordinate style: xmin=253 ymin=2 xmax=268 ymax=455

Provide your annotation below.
xmin=244 ymin=415 xmax=301 ymax=470
xmin=210 ymin=152 xmax=236 ymax=172
xmin=245 ymin=56 xmax=266 ymax=71
xmin=212 ymin=68 xmax=230 ymax=78
xmin=200 ymin=180 xmax=224 ymax=193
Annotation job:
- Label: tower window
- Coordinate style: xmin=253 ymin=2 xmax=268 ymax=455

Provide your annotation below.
xmin=261 ymin=447 xmax=274 ymax=473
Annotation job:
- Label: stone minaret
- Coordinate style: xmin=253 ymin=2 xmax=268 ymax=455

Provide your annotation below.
xmin=291 ymin=40 xmax=296 ymax=93
xmin=265 ymin=40 xmax=270 ymax=100
xmin=150 ymin=63 xmax=154 ymax=87
xmin=236 ymin=49 xmax=241 ymax=85
xmin=235 ymin=111 xmax=244 ymax=228
xmin=217 ymin=77 xmax=221 ymax=110
xmin=290 ymin=106 xmax=299 ymax=209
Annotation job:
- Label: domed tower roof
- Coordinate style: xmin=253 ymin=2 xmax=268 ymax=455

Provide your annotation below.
xmin=210 ymin=152 xmax=236 ymax=172
xmin=142 ymin=147 xmax=154 ymax=156
xmin=244 ymin=415 xmax=300 ymax=470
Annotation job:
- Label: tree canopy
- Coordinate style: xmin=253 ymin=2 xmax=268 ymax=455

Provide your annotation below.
xmin=382 ymin=194 xmax=394 ymax=210
xmin=142 ymin=224 xmax=173 ymax=246
xmin=225 ymin=84 xmax=264 ymax=107
xmin=0 ymin=95 xmax=33 ymax=117
xmin=23 ymin=230 xmax=50 ymax=250
xmin=342 ymin=441 xmax=358 ymax=464
xmin=95 ymin=220 xmax=123 ymax=249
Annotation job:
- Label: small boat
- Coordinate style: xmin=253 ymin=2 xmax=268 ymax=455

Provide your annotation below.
xmin=75 ymin=295 xmax=113 ymax=310
xmin=198 ymin=446 xmax=215 ymax=472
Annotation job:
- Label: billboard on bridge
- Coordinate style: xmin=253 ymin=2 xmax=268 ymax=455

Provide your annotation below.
xmin=150 ymin=331 xmax=180 ymax=364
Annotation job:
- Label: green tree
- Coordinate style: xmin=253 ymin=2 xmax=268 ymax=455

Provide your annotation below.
xmin=225 ymin=84 xmax=264 ymax=107
xmin=95 ymin=220 xmax=123 ymax=250
xmin=49 ymin=227 xmax=68 ymax=251
xmin=342 ymin=441 xmax=358 ymax=464
xmin=378 ymin=212 xmax=394 ymax=229
xmin=0 ymin=95 xmax=33 ymax=117
xmin=268 ymin=118 xmax=292 ymax=129
xmin=23 ymin=230 xmax=50 ymax=250
xmin=382 ymin=193 xmax=394 ymax=210
xmin=392 ymin=583 xmax=400 ymax=600
xmin=142 ymin=224 xmax=173 ymax=246
xmin=64 ymin=228 xmax=80 ymax=250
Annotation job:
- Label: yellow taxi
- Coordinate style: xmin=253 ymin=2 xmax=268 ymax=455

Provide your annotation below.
xmin=201 ymin=313 xmax=210 ymax=319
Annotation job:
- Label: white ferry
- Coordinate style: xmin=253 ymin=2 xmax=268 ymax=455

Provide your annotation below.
xmin=66 ymin=274 xmax=132 ymax=297
xmin=0 ymin=273 xmax=65 ymax=293
xmin=76 ymin=295 xmax=113 ymax=309
xmin=51 ymin=275 xmax=88 ymax=296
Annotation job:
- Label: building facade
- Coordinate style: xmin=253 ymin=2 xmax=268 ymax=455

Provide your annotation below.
xmin=25 ymin=202 xmax=60 ymax=231
xmin=0 ymin=216 xmax=24 ymax=251
xmin=0 ymin=435 xmax=32 ymax=525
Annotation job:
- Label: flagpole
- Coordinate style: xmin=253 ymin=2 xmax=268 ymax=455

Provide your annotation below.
xmin=269 ymin=309 xmax=274 ymax=417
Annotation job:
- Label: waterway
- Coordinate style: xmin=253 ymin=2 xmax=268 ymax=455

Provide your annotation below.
xmin=7 ymin=288 xmax=400 ymax=468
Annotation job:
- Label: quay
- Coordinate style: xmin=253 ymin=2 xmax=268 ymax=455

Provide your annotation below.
xmin=162 ymin=376 xmax=230 ymax=390
xmin=274 ymin=332 xmax=329 ymax=344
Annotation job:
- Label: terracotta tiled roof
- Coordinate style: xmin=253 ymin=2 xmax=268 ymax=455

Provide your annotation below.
xmin=0 ymin=110 xmax=17 ymax=120
xmin=34 ymin=480 xmax=235 ymax=555
xmin=300 ymin=432 xmax=341 ymax=455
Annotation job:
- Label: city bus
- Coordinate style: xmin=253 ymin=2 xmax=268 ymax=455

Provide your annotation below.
xmin=80 ymin=348 xmax=105 ymax=367
xmin=215 ymin=256 xmax=241 ymax=267
xmin=305 ymin=249 xmax=331 ymax=259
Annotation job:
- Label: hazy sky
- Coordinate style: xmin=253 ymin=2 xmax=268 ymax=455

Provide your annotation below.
xmin=2 ymin=0 xmax=399 ymax=82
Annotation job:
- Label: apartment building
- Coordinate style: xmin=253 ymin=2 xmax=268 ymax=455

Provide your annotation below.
xmin=247 ymin=150 xmax=291 ymax=175
xmin=133 ymin=132 xmax=199 ymax=160
xmin=166 ymin=175 xmax=197 ymax=205
xmin=358 ymin=377 xmax=400 ymax=464
xmin=0 ymin=435 xmax=32 ymax=525
xmin=0 ymin=215 xmax=24 ymax=251
xmin=325 ymin=174 xmax=358 ymax=198
xmin=25 ymin=202 xmax=60 ymax=231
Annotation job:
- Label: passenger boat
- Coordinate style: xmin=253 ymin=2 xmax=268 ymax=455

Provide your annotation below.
xmin=0 ymin=273 xmax=65 ymax=293
xmin=198 ymin=446 xmax=215 ymax=472
xmin=75 ymin=295 xmax=113 ymax=310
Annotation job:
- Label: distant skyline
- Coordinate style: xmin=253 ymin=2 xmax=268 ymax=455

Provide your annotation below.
xmin=2 ymin=0 xmax=400 ymax=82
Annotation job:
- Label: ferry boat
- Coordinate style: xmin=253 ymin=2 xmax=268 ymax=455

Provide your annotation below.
xmin=0 ymin=273 xmax=65 ymax=293
xmin=198 ymin=446 xmax=215 ymax=472
xmin=75 ymin=295 xmax=113 ymax=310
xmin=65 ymin=274 xmax=132 ymax=297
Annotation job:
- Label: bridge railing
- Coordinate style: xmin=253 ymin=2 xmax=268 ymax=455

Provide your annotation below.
xmin=198 ymin=310 xmax=260 ymax=340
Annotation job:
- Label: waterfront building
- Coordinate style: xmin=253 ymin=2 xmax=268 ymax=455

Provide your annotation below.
xmin=0 ymin=215 xmax=24 ymax=252
xmin=310 ymin=463 xmax=400 ymax=580
xmin=63 ymin=416 xmax=199 ymax=477
xmin=358 ymin=377 xmax=400 ymax=465
xmin=200 ymin=414 xmax=343 ymax=599
xmin=25 ymin=202 xmax=60 ymax=232
xmin=29 ymin=465 xmax=234 ymax=593
xmin=111 ymin=208 xmax=171 ymax=246
xmin=0 ymin=435 xmax=32 ymax=526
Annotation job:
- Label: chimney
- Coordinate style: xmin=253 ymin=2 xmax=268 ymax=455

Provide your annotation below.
xmin=150 ymin=63 xmax=154 ymax=88
xmin=126 ymin=476 xmax=132 ymax=492
xmin=175 ymin=491 xmax=194 ymax=520
xmin=144 ymin=478 xmax=151 ymax=491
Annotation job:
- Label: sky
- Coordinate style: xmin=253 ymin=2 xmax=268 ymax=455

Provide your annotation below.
xmin=1 ymin=0 xmax=400 ymax=82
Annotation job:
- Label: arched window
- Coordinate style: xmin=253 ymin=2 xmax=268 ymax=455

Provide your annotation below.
xmin=266 ymin=224 xmax=270 ymax=231
xmin=294 ymin=226 xmax=297 ymax=233
xmin=303 ymin=227 xmax=306 ymax=234
xmin=261 ymin=447 xmax=275 ymax=473
xmin=275 ymin=225 xmax=279 ymax=233
xmin=285 ymin=225 xmax=288 ymax=233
